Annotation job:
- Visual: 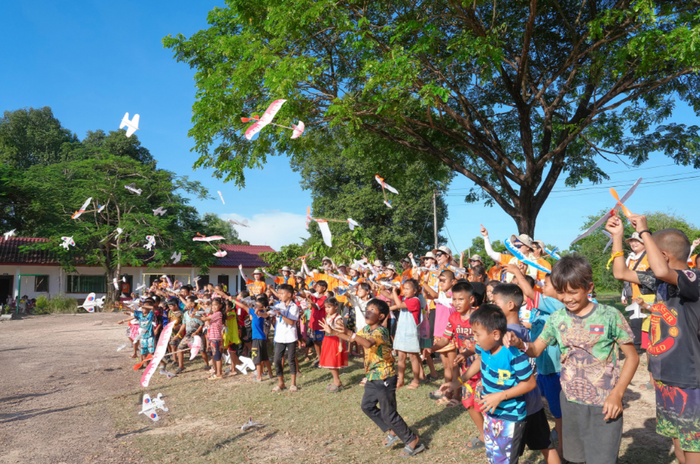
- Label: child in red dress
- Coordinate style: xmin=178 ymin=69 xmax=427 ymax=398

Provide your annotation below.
xmin=319 ymin=297 xmax=348 ymax=392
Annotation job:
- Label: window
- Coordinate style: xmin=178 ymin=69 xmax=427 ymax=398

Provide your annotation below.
xmin=34 ymin=275 xmax=49 ymax=292
xmin=218 ymin=275 xmax=229 ymax=292
xmin=66 ymin=275 xmax=107 ymax=293
xmin=197 ymin=275 xmax=210 ymax=287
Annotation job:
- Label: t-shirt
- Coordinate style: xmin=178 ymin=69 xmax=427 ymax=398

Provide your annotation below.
xmin=443 ymin=311 xmax=480 ymax=378
xmin=273 ymin=275 xmax=296 ymax=287
xmin=272 ymin=301 xmax=299 ymax=344
xmin=403 ymin=297 xmax=421 ymax=325
xmin=135 ymin=311 xmax=155 ymax=338
xmin=184 ymin=310 xmax=203 ymax=335
xmin=476 ymin=344 xmax=533 ymax=421
xmin=309 ymin=294 xmax=327 ymax=331
xmin=538 ymin=304 xmax=634 ymax=406
xmin=245 ymin=279 xmax=267 ymax=296
xmin=637 ymin=268 xmax=700 ymax=389
xmin=251 ymin=309 xmax=266 ymax=340
xmin=535 ymin=258 xmax=552 ymax=283
xmin=401 ymin=268 xmax=414 ymax=284
xmin=507 ymin=323 xmax=543 ymax=416
xmin=358 ymin=325 xmax=396 ymax=381
xmin=433 ymin=292 xmax=456 ymax=337
xmin=208 ymin=311 xmax=224 ymax=341
xmin=529 ymin=293 xmax=563 ymax=375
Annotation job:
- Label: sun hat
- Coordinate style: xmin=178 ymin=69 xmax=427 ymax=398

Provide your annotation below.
xmin=281 ymin=266 xmax=291 ymax=272
xmin=510 ymin=234 xmax=534 ymax=249
xmin=470 ymin=254 xmax=483 ymax=261
xmin=625 ymin=232 xmax=644 ymax=244
xmin=532 ymin=239 xmax=546 ymax=250
xmin=252 ymin=269 xmax=263 ymax=274
xmin=437 ymin=245 xmax=452 ymax=256
xmin=421 ymin=252 xmax=436 ymax=260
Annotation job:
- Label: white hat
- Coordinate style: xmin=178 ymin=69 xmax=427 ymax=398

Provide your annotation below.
xmin=252 ymin=269 xmax=263 ymax=274
xmin=625 ymin=232 xmax=644 ymax=244
xmin=296 ymin=272 xmax=304 ymax=277
xmin=386 ymin=263 xmax=396 ymax=271
xmin=421 ymin=252 xmax=436 ymax=259
xmin=510 ymin=234 xmax=534 ymax=249
xmin=532 ymin=239 xmax=546 ymax=250
xmin=437 ymin=245 xmax=452 ymax=255
xmin=470 ymin=254 xmax=483 ymax=261
xmin=322 ymin=256 xmax=332 ymax=262
xmin=350 ymin=263 xmax=361 ymax=271
xmin=337 ymin=263 xmax=347 ymax=268
xmin=373 ymin=259 xmax=383 ymax=267
xmin=281 ymin=266 xmax=291 ymax=272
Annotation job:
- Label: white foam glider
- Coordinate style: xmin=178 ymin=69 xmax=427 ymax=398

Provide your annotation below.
xmin=138 ymin=393 xmax=168 ymax=422
xmin=97 ymin=204 xmax=106 ymax=213
xmin=78 ymin=292 xmax=98 ymax=312
xmin=242 ymin=100 xmax=306 ymax=140
xmin=570 ymin=177 xmax=642 ymax=245
xmin=213 ymin=250 xmax=228 ymax=257
xmin=192 ymin=235 xmax=225 ymax=242
xmin=153 ymin=207 xmax=167 ymax=216
xmin=347 ymin=218 xmax=360 ymax=230
xmin=120 ymin=112 xmax=140 ymax=138
xmin=171 ymin=251 xmax=182 ymax=264
xmin=228 ymin=218 xmax=249 ymax=228
xmin=124 ymin=183 xmax=142 ymax=196
xmin=218 ymin=191 xmax=225 ymax=205
xmin=60 ymin=236 xmax=75 ymax=250
xmin=143 ymin=235 xmax=156 ymax=251
xmin=235 ymin=356 xmax=256 ymax=375
xmin=112 ymin=278 xmax=119 ymax=290
xmin=3 ymin=229 xmax=16 ymax=241
xmin=71 ymin=197 xmax=92 ymax=219
xmin=375 ymin=175 xmax=399 ymax=194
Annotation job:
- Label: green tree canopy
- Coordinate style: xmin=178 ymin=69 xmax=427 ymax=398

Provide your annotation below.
xmin=165 ymin=0 xmax=700 ymax=236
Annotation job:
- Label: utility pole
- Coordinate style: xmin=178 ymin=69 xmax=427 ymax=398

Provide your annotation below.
xmin=432 ymin=190 xmax=438 ymax=250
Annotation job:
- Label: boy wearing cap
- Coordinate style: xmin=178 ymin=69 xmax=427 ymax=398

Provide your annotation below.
xmin=239 ymin=265 xmax=267 ymax=296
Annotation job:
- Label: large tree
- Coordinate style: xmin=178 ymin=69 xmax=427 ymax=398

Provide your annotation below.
xmin=165 ymin=0 xmax=700 ymax=235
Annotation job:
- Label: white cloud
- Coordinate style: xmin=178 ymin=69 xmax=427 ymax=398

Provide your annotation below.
xmin=220 ymin=210 xmax=309 ymax=251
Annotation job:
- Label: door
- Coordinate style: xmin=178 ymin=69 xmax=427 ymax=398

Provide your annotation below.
xmin=0 ymin=276 xmax=13 ymax=304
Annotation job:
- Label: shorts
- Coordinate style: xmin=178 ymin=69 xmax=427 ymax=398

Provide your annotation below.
xmin=140 ymin=336 xmax=155 ymax=355
xmin=461 ymin=377 xmax=482 ymax=409
xmin=655 ymin=380 xmax=700 ymax=452
xmin=560 ymin=391 xmax=622 ymax=464
xmin=169 ymin=335 xmax=180 ymax=347
xmin=537 ymin=373 xmax=562 ymax=419
xmin=516 ymin=408 xmax=553 ymax=456
xmin=308 ymin=330 xmax=325 ymax=343
xmin=178 ymin=334 xmax=193 ymax=351
xmin=210 ymin=339 xmax=222 ymax=361
xmin=483 ymin=414 xmax=526 ymax=464
xmin=252 ymin=339 xmax=269 ymax=365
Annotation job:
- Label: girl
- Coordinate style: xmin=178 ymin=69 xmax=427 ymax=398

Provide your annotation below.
xmin=485 ymin=280 xmax=499 ymax=305
xmin=389 ymin=280 xmax=423 ymax=389
xmin=318 ymin=297 xmax=348 ymax=392
xmin=222 ymin=299 xmax=241 ymax=375
xmin=200 ymin=298 xmax=226 ymax=380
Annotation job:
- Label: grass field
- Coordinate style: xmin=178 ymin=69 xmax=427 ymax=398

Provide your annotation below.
xmin=108 ymin=339 xmax=676 ymax=464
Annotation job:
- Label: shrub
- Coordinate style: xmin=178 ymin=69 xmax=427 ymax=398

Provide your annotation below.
xmin=33 ymin=294 xmax=79 ymax=314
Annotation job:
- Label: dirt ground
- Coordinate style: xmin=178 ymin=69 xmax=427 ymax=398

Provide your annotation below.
xmin=0 ymin=314 xmax=678 ymax=464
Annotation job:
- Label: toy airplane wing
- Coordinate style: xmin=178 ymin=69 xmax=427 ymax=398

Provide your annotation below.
xmin=72 ymin=197 xmax=92 ymax=219
xmin=120 ymin=113 xmax=140 ymax=138
xmin=375 ymin=176 xmax=398 ymax=194
xmin=602 ymin=230 xmax=614 ymax=252
xmin=214 ymin=250 xmax=228 ymax=257
xmin=545 ymin=247 xmax=561 ymax=260
xmin=570 ymin=211 xmax=613 ymax=245
xmin=188 ymin=335 xmax=202 ymax=360
xmin=316 ymin=219 xmax=332 ymax=247
xmin=3 ymin=229 xmax=16 ymax=240
xmin=138 ymin=393 xmax=159 ymax=421
xmin=192 ymin=234 xmax=225 ymax=242
xmin=244 ymin=99 xmax=286 ymax=140
xmin=218 ymin=191 xmax=225 ymax=204
xmin=347 ymin=218 xmax=360 ymax=230
xmin=79 ymin=292 xmax=97 ymax=312
xmin=504 ymin=238 xmax=552 ymax=274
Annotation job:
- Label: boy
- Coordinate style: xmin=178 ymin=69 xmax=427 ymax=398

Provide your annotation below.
xmin=492 ymin=284 xmax=560 ymax=464
xmin=324 ymin=298 xmax=425 ymax=457
xmin=609 ymin=213 xmax=700 ymax=464
xmin=461 ymin=304 xmax=537 ymax=464
xmin=506 ymin=255 xmax=639 ymax=464
xmin=270 ymin=284 xmax=300 ymax=392
xmin=234 ymin=294 xmax=274 ymax=381
xmin=433 ymin=281 xmax=486 ymax=449
xmin=507 ymin=265 xmax=565 ymax=459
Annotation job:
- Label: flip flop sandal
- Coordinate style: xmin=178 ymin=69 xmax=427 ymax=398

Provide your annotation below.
xmin=445 ymin=398 xmax=461 ymax=408
xmin=406 ymin=383 xmax=420 ymax=390
xmin=289 ymin=385 xmax=299 ymax=392
xmin=384 ymin=433 xmax=401 ymax=448
xmin=271 ymin=385 xmax=286 ymax=393
xmin=399 ymin=443 xmax=425 ymax=457
xmin=207 ymin=375 xmax=222 ymax=381
xmin=328 ymin=384 xmax=343 ymax=393
xmin=465 ymin=437 xmax=485 ymax=450
xmin=429 ymin=390 xmax=445 ymax=400
xmin=436 ymin=397 xmax=451 ymax=405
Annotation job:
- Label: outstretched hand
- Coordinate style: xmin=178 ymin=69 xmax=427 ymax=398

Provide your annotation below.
xmin=502 ymin=331 xmax=522 ymax=350
xmin=605 ymin=212 xmax=624 ymax=237
xmin=480 ymin=224 xmax=488 ymax=238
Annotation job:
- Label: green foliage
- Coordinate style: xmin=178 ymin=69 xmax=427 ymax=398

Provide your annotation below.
xmin=165 ymin=1 xmax=700 ymax=235
xmin=33 ymin=294 xmax=78 ymax=314
xmin=291 ymin=130 xmax=450 ymax=261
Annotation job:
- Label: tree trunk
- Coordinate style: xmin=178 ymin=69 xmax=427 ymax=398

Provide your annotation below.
xmin=514 ymin=201 xmax=538 ymax=237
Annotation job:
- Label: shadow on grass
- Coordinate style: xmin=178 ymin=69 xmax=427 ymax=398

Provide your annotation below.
xmin=618 ymin=418 xmax=675 ymax=464
xmin=115 ymin=426 xmax=151 ymax=438
xmin=201 ymin=426 xmax=267 ymax=456
xmin=0 ymin=390 xmax=59 ymax=403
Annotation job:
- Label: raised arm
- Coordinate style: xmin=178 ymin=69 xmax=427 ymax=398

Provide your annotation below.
xmin=481 ymin=224 xmax=502 ymax=263
xmin=238 ymin=264 xmax=249 ymax=282
xmin=506 ymin=263 xmax=537 ymax=301
xmin=263 ymin=269 xmax=275 ymax=280
xmin=606 ymin=214 xmax=642 ymax=285
xmin=630 ymin=213 xmax=678 ymax=285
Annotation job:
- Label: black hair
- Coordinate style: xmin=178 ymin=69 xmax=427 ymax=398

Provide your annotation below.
xmin=212 ymin=297 xmax=226 ymax=316
xmin=366 ymin=298 xmax=390 ymax=318
xmin=469 ymin=304 xmax=507 ymax=335
xmin=524 ymin=275 xmax=536 ymax=289
xmin=550 ymin=255 xmax=593 ymax=292
xmin=278 ymin=283 xmax=294 ymax=294
xmin=492 ymin=283 xmax=524 ymax=309
xmin=316 ymin=280 xmax=328 ymax=289
xmin=654 ymin=228 xmax=691 ymax=263
xmin=440 ymin=269 xmax=455 ymax=280
xmin=225 ymin=299 xmax=234 ymax=309
xmin=238 ymin=290 xmax=250 ymax=299
xmin=186 ymin=295 xmax=197 ymax=303
xmin=403 ymin=278 xmax=420 ymax=292
xmin=472 ymin=265 xmax=486 ymax=279
xmin=181 ymin=285 xmax=193 ymax=293
xmin=324 ymin=297 xmax=339 ymax=309
xmin=486 ymin=280 xmax=500 ymax=289
xmin=152 ymin=295 xmax=161 ymax=303
xmin=256 ymin=294 xmax=269 ymax=307
xmin=358 ymin=282 xmax=372 ymax=292
xmin=470 ymin=282 xmax=485 ymax=306
xmin=451 ymin=281 xmax=473 ymax=295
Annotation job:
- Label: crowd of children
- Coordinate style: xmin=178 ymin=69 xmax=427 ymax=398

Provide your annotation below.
xmin=116 ymin=212 xmax=700 ymax=464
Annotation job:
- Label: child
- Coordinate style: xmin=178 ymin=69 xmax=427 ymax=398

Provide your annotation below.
xmin=319 ymin=297 xmax=348 ymax=392
xmin=346 ymin=282 xmax=372 ymax=359
xmin=389 ymin=280 xmax=424 ymax=389
xmin=175 ymin=296 xmax=208 ymax=374
xmin=234 ymin=294 xmax=274 ymax=381
xmin=306 ymin=280 xmax=329 ymax=367
xmin=199 ymin=297 xmax=226 ymax=380
xmin=433 ymin=281 xmax=485 ymax=449
xmin=270 ymin=284 xmax=300 ymax=393
xmin=506 ymin=255 xmax=639 ymax=464
xmin=609 ymin=213 xmax=700 ymax=464
xmin=118 ymin=298 xmax=156 ymax=364
xmin=422 ymin=270 xmax=458 ymax=386
xmin=492 ymin=284 xmax=560 ymax=464
xmin=485 ymin=280 xmax=499 ymax=305
xmin=322 ymin=298 xmax=425 ymax=457
xmin=222 ymin=299 xmax=241 ymax=375
xmin=461 ymin=304 xmax=537 ymax=464
xmin=508 ymin=265 xmax=565 ymax=458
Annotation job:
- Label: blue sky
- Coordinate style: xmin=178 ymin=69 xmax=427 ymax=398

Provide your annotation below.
xmin=2 ymin=1 xmax=697 ymax=251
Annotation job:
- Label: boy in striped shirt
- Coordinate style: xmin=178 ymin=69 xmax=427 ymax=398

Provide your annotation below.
xmin=460 ymin=304 xmax=537 ymax=464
